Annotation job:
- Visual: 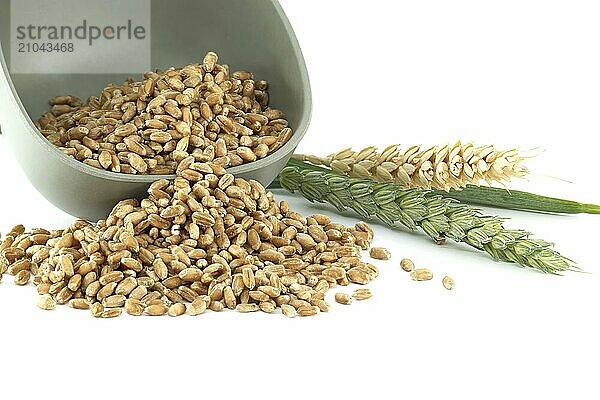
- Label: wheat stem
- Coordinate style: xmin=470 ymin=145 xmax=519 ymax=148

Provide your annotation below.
xmin=431 ymin=185 xmax=600 ymax=215
xmin=272 ymin=159 xmax=600 ymax=215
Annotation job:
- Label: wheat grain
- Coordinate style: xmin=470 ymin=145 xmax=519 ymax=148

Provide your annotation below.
xmin=188 ymin=298 xmax=207 ymax=316
xmin=90 ymin=302 xmax=104 ymax=318
xmin=410 ymin=268 xmax=434 ymax=281
xmin=101 ymin=308 xmax=123 ymax=318
xmin=14 ymin=270 xmax=31 ymax=286
xmin=37 ymin=295 xmax=56 ymax=311
xmin=70 ymin=298 xmax=91 ymax=310
xmin=334 ymin=292 xmax=352 ymax=305
xmin=259 ymin=301 xmax=276 ymax=313
xmin=352 ymin=288 xmax=372 ymax=300
xmin=236 ymin=304 xmax=260 ymax=313
xmin=400 ymin=258 xmax=414 ymax=272
xmin=297 ymin=305 xmax=319 ymax=317
xmin=1 ymin=163 xmax=379 ymax=319
xmin=145 ymin=303 xmax=168 ymax=316
xmin=168 ymin=303 xmax=186 ymax=317
xmin=294 ymin=142 xmax=528 ymax=191
xmin=37 ymin=52 xmax=293 ymax=175
xmin=369 ymin=247 xmax=391 ymax=260
xmin=281 ymin=304 xmax=297 ymax=318
xmin=442 ymin=276 xmax=455 ymax=290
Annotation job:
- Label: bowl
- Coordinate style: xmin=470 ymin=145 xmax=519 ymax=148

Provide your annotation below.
xmin=0 ymin=0 xmax=312 ymax=221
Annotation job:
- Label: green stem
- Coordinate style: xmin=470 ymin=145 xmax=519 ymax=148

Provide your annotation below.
xmin=431 ymin=185 xmax=600 ymax=215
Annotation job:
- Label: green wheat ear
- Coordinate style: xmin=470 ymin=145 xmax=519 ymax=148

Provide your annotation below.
xmin=277 ymin=166 xmax=578 ymax=275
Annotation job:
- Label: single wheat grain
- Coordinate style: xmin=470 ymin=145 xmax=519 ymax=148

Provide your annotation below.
xmin=410 ymin=268 xmax=434 ymax=281
xmin=442 ymin=276 xmax=455 ymax=290
xmin=370 ymin=247 xmax=391 ymax=260
xmin=352 ymin=288 xmax=372 ymax=300
xmin=334 ymin=292 xmax=353 ymax=305
xmin=37 ymin=295 xmax=56 ymax=311
xmin=400 ymin=258 xmax=414 ymax=272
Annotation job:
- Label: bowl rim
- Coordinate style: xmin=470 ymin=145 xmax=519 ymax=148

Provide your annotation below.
xmin=0 ymin=0 xmax=312 ymax=184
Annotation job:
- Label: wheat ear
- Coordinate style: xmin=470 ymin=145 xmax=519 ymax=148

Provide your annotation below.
xmin=294 ymin=141 xmax=528 ymax=191
xmin=278 ymin=165 xmax=576 ymax=275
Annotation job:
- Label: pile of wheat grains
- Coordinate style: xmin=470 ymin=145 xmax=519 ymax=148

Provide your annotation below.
xmin=0 ymin=160 xmax=378 ymax=318
xmin=36 ymin=52 xmax=292 ymax=175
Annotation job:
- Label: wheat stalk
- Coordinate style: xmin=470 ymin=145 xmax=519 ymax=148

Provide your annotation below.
xmin=277 ymin=164 xmax=576 ymax=274
xmin=294 ymin=141 xmax=528 ymax=190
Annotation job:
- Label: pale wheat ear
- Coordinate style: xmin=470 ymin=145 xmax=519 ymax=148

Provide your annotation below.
xmin=298 ymin=142 xmax=529 ymax=191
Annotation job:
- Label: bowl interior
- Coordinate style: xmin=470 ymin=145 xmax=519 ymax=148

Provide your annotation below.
xmin=0 ymin=0 xmax=312 ymax=220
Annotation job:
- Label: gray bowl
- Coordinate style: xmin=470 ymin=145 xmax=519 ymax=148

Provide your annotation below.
xmin=0 ymin=0 xmax=312 ymax=221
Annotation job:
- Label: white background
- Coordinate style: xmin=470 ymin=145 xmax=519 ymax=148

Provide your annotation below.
xmin=1 ymin=1 xmax=599 ymax=399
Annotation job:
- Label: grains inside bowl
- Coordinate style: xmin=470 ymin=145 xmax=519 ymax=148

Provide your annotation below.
xmin=36 ymin=52 xmax=293 ymax=175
